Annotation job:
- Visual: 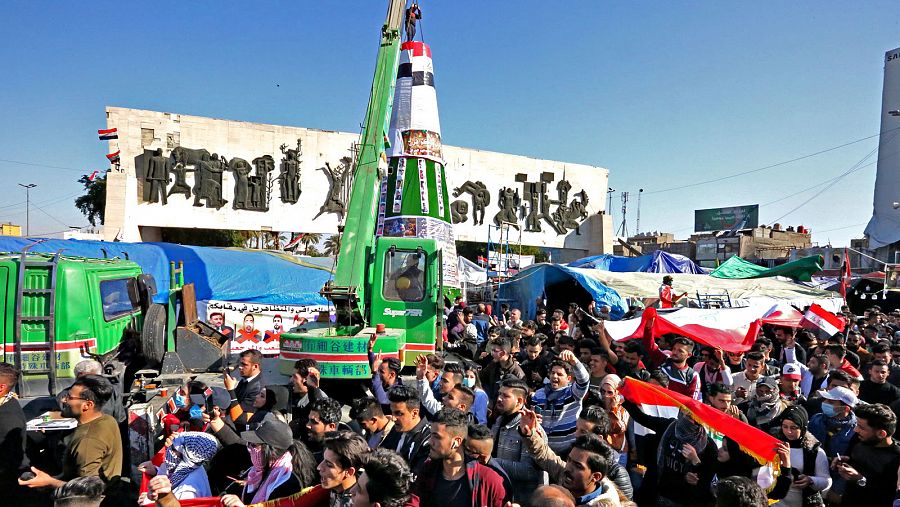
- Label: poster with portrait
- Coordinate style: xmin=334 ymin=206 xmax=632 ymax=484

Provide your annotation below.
xmin=202 ymin=300 xmax=333 ymax=356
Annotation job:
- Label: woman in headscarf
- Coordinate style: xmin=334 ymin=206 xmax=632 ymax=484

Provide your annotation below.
xmin=656 ymin=411 xmax=719 ymax=507
xmin=598 ymin=374 xmax=629 ymax=465
xmin=141 ymin=431 xmax=220 ymax=500
xmin=221 ymin=419 xmax=306 ymax=506
xmin=246 ymin=385 xmax=290 ymax=430
xmin=772 ymin=405 xmax=831 ymax=507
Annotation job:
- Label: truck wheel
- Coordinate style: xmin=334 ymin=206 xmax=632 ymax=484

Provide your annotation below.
xmin=141 ymin=304 xmax=166 ymax=365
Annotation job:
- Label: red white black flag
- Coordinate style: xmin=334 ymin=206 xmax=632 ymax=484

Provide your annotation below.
xmin=98 ymin=128 xmax=118 ymax=140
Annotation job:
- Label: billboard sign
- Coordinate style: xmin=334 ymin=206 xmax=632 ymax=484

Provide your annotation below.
xmin=201 ymin=300 xmax=333 ymax=356
xmin=694 ymin=204 xmax=759 ymax=232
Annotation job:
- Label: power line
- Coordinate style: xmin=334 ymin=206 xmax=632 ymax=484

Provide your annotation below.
xmin=814 ymin=222 xmax=868 ymax=234
xmin=0 ymin=191 xmax=83 ymax=212
xmin=0 ymin=158 xmax=89 ymax=173
xmin=643 ymin=126 xmax=900 ymax=195
xmin=765 ymin=131 xmax=898 ymax=224
xmin=31 ymin=202 xmax=72 ymax=229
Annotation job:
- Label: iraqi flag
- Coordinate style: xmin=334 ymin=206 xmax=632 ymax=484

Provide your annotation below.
xmin=606 ymin=306 xmax=762 ymax=353
xmin=106 ymin=150 xmax=120 ymax=164
xmin=801 ymin=303 xmax=844 ymax=336
xmin=840 ymin=249 xmax=852 ymax=300
xmin=283 ymin=233 xmax=304 ymax=251
xmin=620 ymin=377 xmax=781 ymax=467
xmin=98 ymin=128 xmax=118 ymax=140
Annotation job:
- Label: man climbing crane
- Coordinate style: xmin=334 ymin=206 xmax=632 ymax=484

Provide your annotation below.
xmin=405 ymin=2 xmax=421 ymax=42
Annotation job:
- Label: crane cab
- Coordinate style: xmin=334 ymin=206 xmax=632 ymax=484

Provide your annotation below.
xmin=370 ymin=236 xmax=441 ymax=364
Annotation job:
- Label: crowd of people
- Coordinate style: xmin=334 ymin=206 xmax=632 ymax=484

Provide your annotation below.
xmin=8 ymin=298 xmax=900 ymax=507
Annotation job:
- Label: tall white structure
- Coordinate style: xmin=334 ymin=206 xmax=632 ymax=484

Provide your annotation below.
xmin=864 ymin=47 xmax=900 ymax=252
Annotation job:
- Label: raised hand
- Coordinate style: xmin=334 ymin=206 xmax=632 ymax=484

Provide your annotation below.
xmin=223 ymin=371 xmax=238 ymax=390
xmin=558 ymin=349 xmax=578 ymax=365
xmin=519 ymin=407 xmax=538 ymax=436
xmin=415 ymin=354 xmax=428 ymax=380
xmin=147 ymin=474 xmax=173 ymax=501
xmin=775 ymin=442 xmax=791 ymax=469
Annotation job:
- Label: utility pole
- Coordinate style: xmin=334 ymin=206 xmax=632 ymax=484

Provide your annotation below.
xmin=616 ymin=191 xmax=629 ymax=238
xmin=607 ymin=187 xmax=615 ymax=226
xmin=635 ymin=188 xmax=644 ymax=235
xmin=18 ymin=183 xmax=36 ymax=236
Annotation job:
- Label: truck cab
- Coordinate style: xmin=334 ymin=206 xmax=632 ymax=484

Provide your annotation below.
xmin=0 ymin=252 xmax=150 ymax=397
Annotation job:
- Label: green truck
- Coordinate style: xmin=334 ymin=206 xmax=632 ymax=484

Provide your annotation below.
xmin=1 ymin=246 xmax=166 ymax=398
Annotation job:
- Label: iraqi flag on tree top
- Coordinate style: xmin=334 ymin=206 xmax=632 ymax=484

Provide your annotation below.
xmin=98 ymin=128 xmax=118 ymax=140
xmin=801 ymin=304 xmax=844 ymax=336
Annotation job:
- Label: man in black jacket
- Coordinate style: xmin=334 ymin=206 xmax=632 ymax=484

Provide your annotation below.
xmin=0 ymin=363 xmax=26 ymax=490
xmin=288 ymin=358 xmax=329 ymax=439
xmin=224 ymin=349 xmax=264 ymax=432
xmin=385 ymin=384 xmax=431 ymax=474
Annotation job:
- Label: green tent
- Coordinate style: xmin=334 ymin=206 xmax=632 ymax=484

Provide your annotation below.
xmin=709 ymin=255 xmax=824 ymax=282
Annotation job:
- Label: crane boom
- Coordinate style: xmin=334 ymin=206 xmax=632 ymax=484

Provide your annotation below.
xmin=321 ymin=0 xmax=406 ymax=328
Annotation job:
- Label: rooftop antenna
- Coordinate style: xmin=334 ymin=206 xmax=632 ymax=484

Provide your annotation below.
xmin=635 ymin=188 xmax=644 ymax=235
xmin=616 ymin=191 xmax=629 ymax=237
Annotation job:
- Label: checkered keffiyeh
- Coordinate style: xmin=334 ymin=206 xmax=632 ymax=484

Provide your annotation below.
xmin=165 ymin=432 xmax=220 ymax=489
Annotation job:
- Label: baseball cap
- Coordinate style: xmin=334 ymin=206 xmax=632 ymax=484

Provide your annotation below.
xmin=207 ymin=387 xmax=231 ymax=410
xmin=241 ymin=419 xmax=293 ymax=449
xmin=757 ymin=376 xmax=778 ymax=390
xmin=819 ymin=386 xmax=858 ymax=407
xmin=781 ymin=363 xmax=802 ymax=381
xmin=189 ymin=394 xmax=207 ymax=407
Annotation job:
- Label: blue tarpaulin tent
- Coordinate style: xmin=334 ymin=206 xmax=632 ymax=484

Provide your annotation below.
xmin=0 ymin=237 xmax=332 ymax=305
xmin=501 ymin=264 xmax=630 ymax=320
xmin=568 ymin=251 xmax=705 ymax=274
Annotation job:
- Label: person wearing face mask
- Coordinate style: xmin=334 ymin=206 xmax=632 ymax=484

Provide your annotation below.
xmin=741 ymin=376 xmax=789 ymax=434
xmin=463 ymin=364 xmax=488 ymax=424
xmin=139 ymin=432 xmax=219 ymax=501
xmin=220 ymin=420 xmax=305 ymax=506
xmin=808 ymin=386 xmax=858 ymax=460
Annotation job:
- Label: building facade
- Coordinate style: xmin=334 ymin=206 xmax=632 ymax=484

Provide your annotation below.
xmin=101 ymin=107 xmax=613 ymax=258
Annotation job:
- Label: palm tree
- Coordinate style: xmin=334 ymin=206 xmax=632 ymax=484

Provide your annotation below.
xmin=298 ymin=232 xmax=323 ymax=256
xmin=323 ymin=234 xmax=342 ymax=257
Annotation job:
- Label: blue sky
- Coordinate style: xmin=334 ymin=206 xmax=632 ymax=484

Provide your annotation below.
xmin=0 ymin=1 xmax=897 ymax=246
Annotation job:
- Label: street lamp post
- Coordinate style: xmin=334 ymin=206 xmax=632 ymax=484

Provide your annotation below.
xmin=18 ymin=183 xmax=36 ymax=237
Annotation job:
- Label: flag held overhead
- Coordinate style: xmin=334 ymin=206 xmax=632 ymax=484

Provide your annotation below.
xmin=801 ymin=303 xmax=844 ymax=336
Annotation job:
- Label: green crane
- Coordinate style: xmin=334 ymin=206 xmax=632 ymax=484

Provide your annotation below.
xmin=321 ymin=0 xmax=406 ymax=330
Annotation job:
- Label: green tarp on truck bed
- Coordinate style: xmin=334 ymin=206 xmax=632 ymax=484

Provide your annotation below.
xmin=709 ymin=255 xmax=824 ymax=282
